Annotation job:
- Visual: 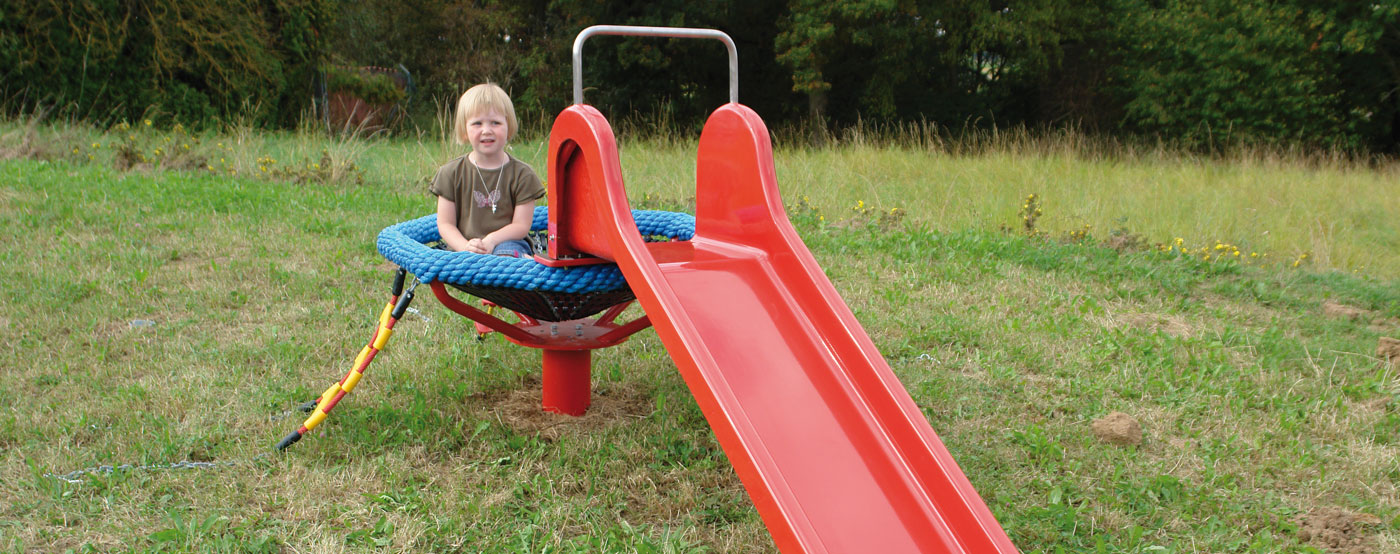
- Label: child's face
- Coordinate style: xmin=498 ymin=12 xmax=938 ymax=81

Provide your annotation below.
xmin=465 ymin=108 xmax=508 ymax=159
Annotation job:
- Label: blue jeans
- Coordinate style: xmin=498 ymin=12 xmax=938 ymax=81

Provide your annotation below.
xmin=491 ymin=239 xmax=533 ymax=257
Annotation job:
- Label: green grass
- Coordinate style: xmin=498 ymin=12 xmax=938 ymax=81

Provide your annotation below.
xmin=1 ymin=120 xmax=1398 ymax=552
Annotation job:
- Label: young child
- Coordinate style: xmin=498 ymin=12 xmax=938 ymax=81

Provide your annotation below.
xmin=430 ymin=83 xmax=545 ymax=256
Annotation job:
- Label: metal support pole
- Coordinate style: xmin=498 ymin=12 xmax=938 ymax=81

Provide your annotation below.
xmin=541 ymin=349 xmax=592 ymax=416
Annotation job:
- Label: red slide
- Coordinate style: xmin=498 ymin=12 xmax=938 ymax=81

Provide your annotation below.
xmin=546 ymin=103 xmax=1020 ymax=553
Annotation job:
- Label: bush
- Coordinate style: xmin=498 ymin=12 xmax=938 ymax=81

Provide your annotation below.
xmin=0 ymin=0 xmax=332 ymax=128
xmin=1108 ymin=0 xmax=1397 ymax=151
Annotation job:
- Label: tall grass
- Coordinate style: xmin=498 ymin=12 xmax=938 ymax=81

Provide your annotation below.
xmin=2 ymin=114 xmax=1397 ymax=278
xmin=777 ymin=142 xmax=1399 ymax=274
xmin=607 ymin=123 xmax=1400 ymax=278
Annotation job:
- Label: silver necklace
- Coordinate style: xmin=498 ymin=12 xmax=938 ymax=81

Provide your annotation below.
xmin=472 ymin=157 xmax=507 ymax=213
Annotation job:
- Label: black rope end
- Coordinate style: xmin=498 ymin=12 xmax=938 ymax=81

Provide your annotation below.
xmin=275 ymin=431 xmax=303 ymax=451
xmin=390 ymin=289 xmax=415 ymax=320
xmin=392 ymin=268 xmax=407 ymax=296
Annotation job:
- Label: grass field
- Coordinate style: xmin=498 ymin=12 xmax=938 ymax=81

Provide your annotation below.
xmin=1 ymin=119 xmax=1398 ymax=552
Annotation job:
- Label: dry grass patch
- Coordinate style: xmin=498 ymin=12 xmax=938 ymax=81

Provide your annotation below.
xmin=1092 ymin=309 xmax=1197 ymax=339
xmin=482 ymin=376 xmax=653 ymax=440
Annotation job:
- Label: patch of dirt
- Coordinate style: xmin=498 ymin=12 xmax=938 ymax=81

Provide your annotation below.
xmin=1091 ymin=412 xmax=1142 ymax=446
xmin=186 ymin=444 xmax=216 ymax=463
xmin=1363 ymin=396 xmax=1392 ymax=412
xmin=1296 ymin=507 xmax=1381 ymax=554
xmin=161 ymin=153 xmax=209 ymax=172
xmin=164 ymin=251 xmax=234 ymax=275
xmin=487 ymin=375 xmax=654 ymax=440
xmin=375 ymin=260 xmax=401 ymax=274
xmin=1377 ymin=337 xmax=1400 ymax=364
xmin=1126 ymin=312 xmax=1194 ymax=338
xmin=1104 ymin=232 xmax=1147 ymax=253
xmin=1323 ymin=301 xmax=1371 ymax=321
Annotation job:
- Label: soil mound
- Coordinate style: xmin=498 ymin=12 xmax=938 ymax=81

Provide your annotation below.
xmin=1323 ymin=301 xmax=1370 ymax=321
xmin=1091 ymin=412 xmax=1142 ymax=446
xmin=1296 ymin=506 xmax=1381 ymax=554
xmin=1378 ymin=337 xmax=1400 ymax=363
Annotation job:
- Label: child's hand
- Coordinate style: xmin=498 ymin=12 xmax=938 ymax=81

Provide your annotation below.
xmin=464 ymin=238 xmax=490 ymax=254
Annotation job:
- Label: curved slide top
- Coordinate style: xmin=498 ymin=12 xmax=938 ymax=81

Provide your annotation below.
xmin=547 ymin=103 xmax=1019 ymax=553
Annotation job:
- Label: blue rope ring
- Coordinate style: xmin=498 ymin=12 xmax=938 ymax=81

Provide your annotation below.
xmin=377 ymin=206 xmax=695 ymax=294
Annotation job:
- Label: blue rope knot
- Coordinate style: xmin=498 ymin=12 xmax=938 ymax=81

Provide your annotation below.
xmin=377 ymin=206 xmax=695 ymax=293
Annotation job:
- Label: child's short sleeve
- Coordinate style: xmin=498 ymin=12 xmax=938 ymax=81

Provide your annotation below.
xmin=428 ymin=158 xmax=461 ymax=202
xmin=509 ymin=163 xmax=546 ymax=204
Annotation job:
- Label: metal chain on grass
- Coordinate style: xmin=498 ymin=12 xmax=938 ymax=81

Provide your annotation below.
xmin=44 ymin=454 xmax=270 ymax=484
xmin=267 ymin=408 xmax=297 ymax=422
xmin=47 ymin=398 xmax=321 ymax=484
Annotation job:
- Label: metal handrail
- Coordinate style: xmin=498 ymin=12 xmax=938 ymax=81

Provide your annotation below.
xmin=572 ymin=25 xmax=738 ymax=106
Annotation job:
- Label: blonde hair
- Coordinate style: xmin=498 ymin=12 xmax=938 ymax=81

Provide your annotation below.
xmin=453 ymin=83 xmax=518 ymax=145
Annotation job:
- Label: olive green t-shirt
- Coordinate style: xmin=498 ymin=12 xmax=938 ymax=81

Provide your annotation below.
xmin=429 ymin=154 xmax=545 ymax=240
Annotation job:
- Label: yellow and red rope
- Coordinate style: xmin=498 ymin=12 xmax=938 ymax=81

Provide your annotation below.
xmin=276 ymin=271 xmax=414 ymax=451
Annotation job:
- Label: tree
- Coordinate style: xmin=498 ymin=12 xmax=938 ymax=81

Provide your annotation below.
xmin=775 ymin=0 xmax=1104 ymax=132
xmin=1108 ymin=0 xmax=1396 ymax=150
xmin=775 ymin=0 xmax=920 ymax=124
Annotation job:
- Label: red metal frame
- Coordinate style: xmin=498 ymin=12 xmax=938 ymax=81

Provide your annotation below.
xmin=428 ymin=281 xmax=651 ymax=414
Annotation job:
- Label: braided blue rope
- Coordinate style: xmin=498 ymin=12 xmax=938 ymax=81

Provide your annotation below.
xmin=378 ymin=206 xmax=694 ymax=293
